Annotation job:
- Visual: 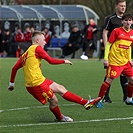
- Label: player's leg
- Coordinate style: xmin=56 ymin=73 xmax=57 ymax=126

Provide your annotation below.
xmin=98 ymin=77 xmax=113 ymax=99
xmin=125 ymin=77 xmax=133 ymax=105
xmin=49 ymin=94 xmax=73 ymax=122
xmin=38 ymin=81 xmax=71 ymax=122
xmin=122 ymin=63 xmax=133 ymax=105
xmin=50 ymin=82 xmax=101 ymax=110
xmin=103 ymin=65 xmax=123 ymax=103
xmin=120 ymin=75 xmax=128 ymax=101
xmin=95 ymin=77 xmax=113 ymax=108
xmin=50 ymin=82 xmax=88 ymax=105
xmin=49 ymin=94 xmax=62 ymax=120
xmin=103 ymin=76 xmax=112 ymax=103
xmin=27 ymin=84 xmax=73 ymax=122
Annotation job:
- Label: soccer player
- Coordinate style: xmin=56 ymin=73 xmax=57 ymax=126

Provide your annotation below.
xmin=97 ymin=13 xmax=133 ymax=106
xmin=8 ymin=30 xmax=101 ymax=122
xmin=102 ymin=0 xmax=127 ymax=103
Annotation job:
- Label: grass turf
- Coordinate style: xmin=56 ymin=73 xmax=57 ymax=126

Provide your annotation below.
xmin=0 ymin=58 xmax=133 ymax=133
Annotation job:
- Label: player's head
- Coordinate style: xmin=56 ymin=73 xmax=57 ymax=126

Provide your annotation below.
xmin=121 ymin=13 xmax=133 ymax=30
xmin=32 ymin=30 xmax=46 ymax=48
xmin=115 ymin=0 xmax=126 ymax=15
xmin=122 ymin=13 xmax=133 ymax=20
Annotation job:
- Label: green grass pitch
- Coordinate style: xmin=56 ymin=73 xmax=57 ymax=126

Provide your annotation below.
xmin=0 ymin=58 xmax=133 ymax=133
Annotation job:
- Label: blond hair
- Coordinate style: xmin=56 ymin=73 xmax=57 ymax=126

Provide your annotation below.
xmin=32 ymin=30 xmax=45 ymax=43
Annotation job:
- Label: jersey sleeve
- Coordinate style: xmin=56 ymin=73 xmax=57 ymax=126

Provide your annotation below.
xmin=104 ymin=42 xmax=112 ymax=60
xmin=35 ymin=46 xmax=65 ymax=64
xmin=128 ymin=46 xmax=132 ymax=61
xmin=108 ymin=29 xmax=117 ymax=43
xmin=103 ymin=16 xmax=111 ymax=30
xmin=10 ymin=57 xmax=23 ymax=83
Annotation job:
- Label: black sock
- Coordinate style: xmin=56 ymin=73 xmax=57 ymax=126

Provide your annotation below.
xmin=120 ymin=75 xmax=128 ymax=101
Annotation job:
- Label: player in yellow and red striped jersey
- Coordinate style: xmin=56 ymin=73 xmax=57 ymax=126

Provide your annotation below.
xmin=8 ymin=30 xmax=101 ymax=122
xmin=97 ymin=13 xmax=133 ymax=106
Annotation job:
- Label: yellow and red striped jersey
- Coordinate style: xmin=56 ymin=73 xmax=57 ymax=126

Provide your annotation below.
xmin=21 ymin=45 xmax=45 ymax=87
xmin=108 ymin=27 xmax=133 ymax=66
xmin=10 ymin=44 xmax=65 ymax=87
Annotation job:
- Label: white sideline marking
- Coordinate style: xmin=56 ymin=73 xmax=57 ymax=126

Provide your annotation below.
xmin=0 ymin=117 xmax=132 ymax=128
xmin=0 ymin=103 xmax=77 ymax=113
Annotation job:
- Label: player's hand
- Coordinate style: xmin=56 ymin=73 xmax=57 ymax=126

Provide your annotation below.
xmin=103 ymin=60 xmax=108 ymax=69
xmin=8 ymin=82 xmax=14 ymax=91
xmin=64 ymin=60 xmax=73 ymax=65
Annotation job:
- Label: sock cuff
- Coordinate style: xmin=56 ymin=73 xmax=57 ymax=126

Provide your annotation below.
xmin=103 ymin=81 xmax=110 ymax=87
xmin=62 ymin=91 xmax=68 ymax=98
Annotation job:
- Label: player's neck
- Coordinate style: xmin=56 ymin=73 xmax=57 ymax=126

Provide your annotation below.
xmin=122 ymin=26 xmax=130 ymax=32
xmin=116 ymin=12 xmax=123 ymax=17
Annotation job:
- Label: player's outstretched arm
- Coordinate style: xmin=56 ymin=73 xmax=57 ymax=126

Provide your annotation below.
xmin=8 ymin=57 xmax=23 ymax=91
xmin=64 ymin=60 xmax=73 ymax=65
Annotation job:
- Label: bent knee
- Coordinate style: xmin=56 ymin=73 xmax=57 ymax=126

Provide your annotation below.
xmin=50 ymin=82 xmax=68 ymax=95
xmin=49 ymin=94 xmax=58 ymax=105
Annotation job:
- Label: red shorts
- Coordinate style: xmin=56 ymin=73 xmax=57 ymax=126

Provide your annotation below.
xmin=26 ymin=79 xmax=54 ymax=105
xmin=106 ymin=61 xmax=133 ymax=78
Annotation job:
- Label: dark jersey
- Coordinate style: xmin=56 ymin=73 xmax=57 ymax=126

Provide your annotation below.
xmin=104 ymin=13 xmax=122 ymax=37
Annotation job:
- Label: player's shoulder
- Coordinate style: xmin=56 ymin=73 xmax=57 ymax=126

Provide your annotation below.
xmin=28 ymin=44 xmax=38 ymax=50
xmin=112 ymin=27 xmax=123 ymax=34
xmin=105 ymin=13 xmax=117 ymax=21
xmin=35 ymin=45 xmax=45 ymax=54
xmin=114 ymin=26 xmax=121 ymax=29
xmin=128 ymin=28 xmax=133 ymax=34
xmin=23 ymin=44 xmax=38 ymax=55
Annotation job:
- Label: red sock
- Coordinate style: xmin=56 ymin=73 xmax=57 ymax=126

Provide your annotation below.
xmin=98 ymin=81 xmax=110 ymax=98
xmin=50 ymin=106 xmax=63 ymax=121
xmin=62 ymin=91 xmax=88 ymax=106
xmin=127 ymin=82 xmax=133 ymax=97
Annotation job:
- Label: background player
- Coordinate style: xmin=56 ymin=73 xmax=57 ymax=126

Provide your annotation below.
xmin=102 ymin=0 xmax=127 ymax=103
xmin=97 ymin=13 xmax=133 ymax=106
